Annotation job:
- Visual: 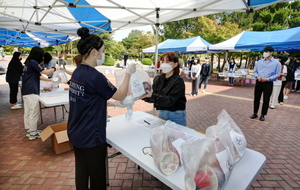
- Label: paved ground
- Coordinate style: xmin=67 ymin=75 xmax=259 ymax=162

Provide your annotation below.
xmin=0 ymin=57 xmax=300 ymax=190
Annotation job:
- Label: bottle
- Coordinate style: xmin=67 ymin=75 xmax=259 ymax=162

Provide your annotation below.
xmin=125 ymin=105 xmax=133 ymax=120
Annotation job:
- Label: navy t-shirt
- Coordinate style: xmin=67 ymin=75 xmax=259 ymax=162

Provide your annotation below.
xmin=21 ymin=59 xmax=43 ymax=96
xmin=67 ymin=64 xmax=117 ymax=148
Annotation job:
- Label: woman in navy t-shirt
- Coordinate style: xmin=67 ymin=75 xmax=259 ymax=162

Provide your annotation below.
xmin=22 ymin=47 xmax=57 ymax=140
xmin=67 ymin=27 xmax=136 ymax=190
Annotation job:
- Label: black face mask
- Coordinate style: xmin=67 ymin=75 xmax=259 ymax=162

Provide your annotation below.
xmin=19 ymin=58 xmax=22 ymax=61
xmin=297 ymin=58 xmax=300 ymax=61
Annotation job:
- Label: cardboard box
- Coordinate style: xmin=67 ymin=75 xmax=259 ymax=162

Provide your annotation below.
xmin=40 ymin=122 xmax=73 ymax=154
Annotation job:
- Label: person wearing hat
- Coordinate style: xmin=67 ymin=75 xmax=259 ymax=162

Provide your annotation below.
xmin=250 ymin=46 xmax=281 ymax=121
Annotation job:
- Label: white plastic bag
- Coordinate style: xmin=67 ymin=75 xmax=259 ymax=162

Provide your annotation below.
xmin=182 ymin=137 xmax=235 ymax=190
xmin=52 ymin=70 xmax=68 ymax=85
xmin=40 ymin=81 xmax=54 ymax=92
xmin=114 ymin=65 xmax=152 ymax=106
xmin=206 ymin=109 xmax=247 ymax=162
xmin=150 ymin=121 xmax=186 ymax=175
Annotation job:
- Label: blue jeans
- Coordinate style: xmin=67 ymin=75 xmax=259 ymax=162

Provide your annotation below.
xmin=199 ymin=76 xmax=209 ymax=89
xmin=229 ymin=71 xmax=234 ymax=85
xmin=159 ymin=110 xmax=186 ymax=126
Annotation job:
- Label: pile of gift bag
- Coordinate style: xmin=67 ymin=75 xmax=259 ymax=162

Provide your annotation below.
xmin=150 ymin=110 xmax=247 ymax=190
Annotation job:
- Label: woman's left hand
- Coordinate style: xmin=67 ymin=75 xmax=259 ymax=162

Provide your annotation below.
xmin=140 ymin=90 xmax=152 ymax=99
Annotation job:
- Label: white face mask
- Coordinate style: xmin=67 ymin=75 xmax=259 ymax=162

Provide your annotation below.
xmin=96 ymin=53 xmax=105 ymax=66
xmin=286 ymin=60 xmax=290 ymax=64
xmin=160 ymin=63 xmax=173 ymax=74
xmin=263 ymin=52 xmax=270 ymax=58
xmin=194 ymin=60 xmax=198 ymax=63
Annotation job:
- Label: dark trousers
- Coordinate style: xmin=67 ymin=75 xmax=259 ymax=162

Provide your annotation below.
xmin=191 ymin=73 xmax=199 ymax=95
xmin=253 ymin=81 xmax=273 ymax=116
xmin=278 ymin=81 xmax=287 ymax=103
xmin=8 ymin=82 xmax=19 ymax=104
xmin=292 ymin=80 xmax=300 ymax=90
xmin=74 ymin=144 xmax=107 ymax=190
xmin=199 ymin=76 xmax=209 ymax=89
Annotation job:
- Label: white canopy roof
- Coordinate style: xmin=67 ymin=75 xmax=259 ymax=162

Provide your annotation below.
xmin=0 ymin=0 xmax=287 ymax=47
xmin=142 ymin=36 xmax=212 ymax=54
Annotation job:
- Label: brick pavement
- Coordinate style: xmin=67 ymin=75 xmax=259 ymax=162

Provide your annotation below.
xmin=0 ymin=57 xmax=300 ymax=189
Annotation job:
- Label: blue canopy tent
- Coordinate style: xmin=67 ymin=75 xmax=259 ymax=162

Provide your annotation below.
xmin=0 ymin=28 xmax=77 ymax=47
xmin=142 ymin=36 xmax=212 ymax=54
xmin=0 ymin=0 xmax=287 ymax=47
xmin=209 ymin=27 xmax=300 ymax=52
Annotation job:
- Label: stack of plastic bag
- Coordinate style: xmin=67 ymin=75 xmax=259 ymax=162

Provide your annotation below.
xmin=150 ymin=121 xmax=187 ymax=175
xmin=182 ymin=137 xmax=235 ymax=190
xmin=206 ymin=109 xmax=247 ymax=163
xmin=114 ymin=65 xmax=152 ymax=107
xmin=181 ymin=109 xmax=246 ymax=190
xmin=40 ymin=81 xmax=54 ymax=92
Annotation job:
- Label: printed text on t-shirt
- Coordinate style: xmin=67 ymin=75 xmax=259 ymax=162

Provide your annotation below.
xmin=69 ymin=80 xmax=85 ymax=102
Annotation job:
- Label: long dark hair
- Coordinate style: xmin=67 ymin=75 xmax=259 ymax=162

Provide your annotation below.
xmin=44 ymin=52 xmax=52 ymax=64
xmin=77 ymin=27 xmax=104 ymax=59
xmin=25 ymin=47 xmax=44 ymax=64
xmin=12 ymin=52 xmax=21 ymax=60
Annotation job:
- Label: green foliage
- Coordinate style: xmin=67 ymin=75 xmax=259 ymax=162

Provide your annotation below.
xmin=142 ymin=58 xmax=153 ymax=65
xmin=273 ymin=8 xmax=290 ymax=27
xmin=18 ymin=47 xmax=31 ymax=53
xmin=103 ymin=55 xmax=115 ymax=66
xmin=260 ymin=10 xmax=273 ymax=24
xmin=269 ymin=23 xmax=283 ymax=31
xmin=43 ymin=46 xmax=55 ymax=53
xmin=251 ymin=22 xmax=266 ymax=31
xmin=289 ymin=11 xmax=300 ymax=27
xmin=161 ymin=18 xmax=197 ymax=40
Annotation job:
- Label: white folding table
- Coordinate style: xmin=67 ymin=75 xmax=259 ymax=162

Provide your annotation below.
xmin=106 ymin=111 xmax=266 ymax=190
xmin=39 ymin=88 xmax=69 ymax=123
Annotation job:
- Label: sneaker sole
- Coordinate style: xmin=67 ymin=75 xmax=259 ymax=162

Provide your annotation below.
xmin=28 ymin=136 xmax=41 ymax=140
xmin=26 ymin=130 xmax=42 ymax=137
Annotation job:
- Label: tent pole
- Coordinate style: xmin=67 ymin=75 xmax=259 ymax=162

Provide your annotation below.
xmin=152 ymin=8 xmax=160 ymax=116
xmin=154 ymin=8 xmax=160 ymax=77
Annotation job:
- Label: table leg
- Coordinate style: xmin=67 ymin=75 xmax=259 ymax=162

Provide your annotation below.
xmin=62 ymin=105 xmax=65 ymax=120
xmin=39 ymin=102 xmax=43 ymax=124
xmin=53 ymin=107 xmax=57 ymax=123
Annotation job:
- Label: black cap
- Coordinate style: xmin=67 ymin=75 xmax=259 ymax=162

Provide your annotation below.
xmin=263 ymin=46 xmax=274 ymax=52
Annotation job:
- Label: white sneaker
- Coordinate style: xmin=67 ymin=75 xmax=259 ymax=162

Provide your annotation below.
xmin=284 ymin=96 xmax=288 ymax=99
xmin=28 ymin=131 xmax=41 ymax=140
xmin=279 ymin=102 xmax=284 ymax=105
xmin=11 ymin=104 xmax=22 ymax=109
xmin=270 ymin=106 xmax=275 ymax=109
xmin=297 ymin=90 xmax=300 ymax=93
xmin=26 ymin=130 xmax=42 ymax=138
xmin=202 ymin=89 xmax=205 ymax=93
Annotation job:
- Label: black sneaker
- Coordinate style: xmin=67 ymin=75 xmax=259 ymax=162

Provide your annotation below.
xmin=250 ymin=114 xmax=258 ymax=119
xmin=259 ymin=115 xmax=265 ymax=121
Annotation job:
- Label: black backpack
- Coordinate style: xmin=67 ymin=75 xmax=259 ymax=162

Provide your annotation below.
xmin=286 ymin=64 xmax=295 ymax=81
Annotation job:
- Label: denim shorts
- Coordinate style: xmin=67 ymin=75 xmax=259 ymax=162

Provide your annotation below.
xmin=159 ymin=110 xmax=186 ymax=126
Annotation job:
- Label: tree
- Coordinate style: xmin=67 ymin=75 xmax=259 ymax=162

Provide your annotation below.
xmin=121 ymin=30 xmax=143 ymax=50
xmin=160 ymin=18 xmax=197 ymax=41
